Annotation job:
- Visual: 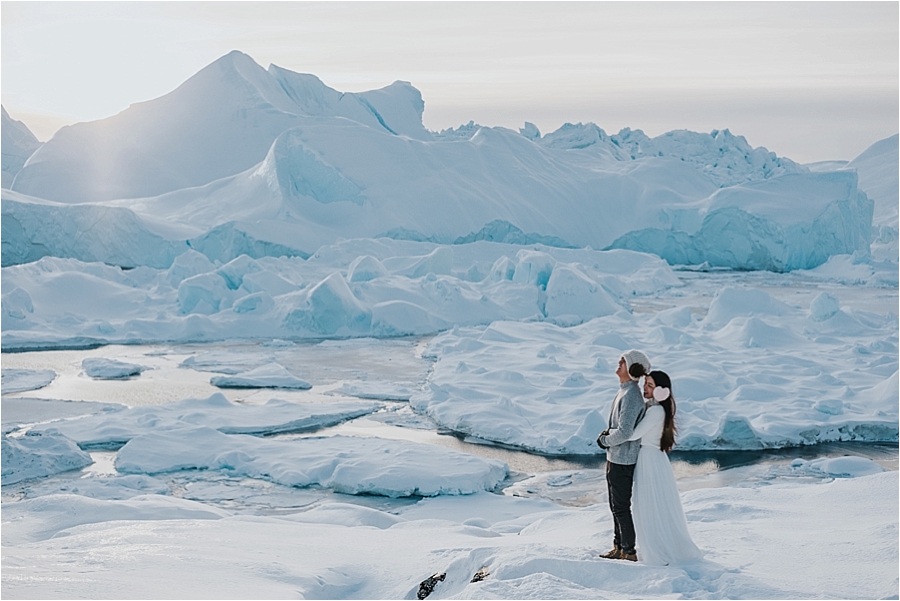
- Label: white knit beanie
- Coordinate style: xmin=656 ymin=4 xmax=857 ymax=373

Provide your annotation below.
xmin=622 ymin=349 xmax=651 ymax=380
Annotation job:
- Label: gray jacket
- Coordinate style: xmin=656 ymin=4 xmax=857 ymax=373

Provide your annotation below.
xmin=599 ymin=380 xmax=645 ymax=465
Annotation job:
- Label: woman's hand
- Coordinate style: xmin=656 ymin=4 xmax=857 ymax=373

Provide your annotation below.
xmin=597 ymin=428 xmax=610 ymax=448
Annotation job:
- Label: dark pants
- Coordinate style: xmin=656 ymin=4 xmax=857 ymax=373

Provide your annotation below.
xmin=606 ymin=460 xmax=637 ymax=554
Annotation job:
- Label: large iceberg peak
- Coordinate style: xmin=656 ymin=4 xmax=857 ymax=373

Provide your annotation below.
xmin=10 ymin=52 xmax=303 ymax=204
xmin=8 ymin=52 xmax=432 ymax=204
xmin=166 ymin=49 xmax=300 ymax=118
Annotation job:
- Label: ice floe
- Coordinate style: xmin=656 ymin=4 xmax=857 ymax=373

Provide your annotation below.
xmin=1 ymin=397 xmax=124 ymax=434
xmin=1 ymin=368 xmax=55 ymax=393
xmin=31 ymin=394 xmax=381 ymax=449
xmin=328 ymin=380 xmax=416 ymax=401
xmin=115 ymin=428 xmax=509 ymax=497
xmin=209 ymin=362 xmax=311 ymax=389
xmin=791 ymin=455 xmax=886 ymax=478
xmin=82 ymin=357 xmax=147 ymax=379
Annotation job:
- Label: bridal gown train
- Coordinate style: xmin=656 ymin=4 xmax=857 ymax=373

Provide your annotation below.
xmin=628 ymin=403 xmax=702 ymax=566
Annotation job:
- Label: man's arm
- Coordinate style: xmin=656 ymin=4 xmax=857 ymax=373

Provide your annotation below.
xmin=598 ymin=388 xmax=643 ymax=448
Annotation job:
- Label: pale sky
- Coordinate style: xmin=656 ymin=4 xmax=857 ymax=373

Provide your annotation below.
xmin=2 ymin=1 xmax=897 ymax=163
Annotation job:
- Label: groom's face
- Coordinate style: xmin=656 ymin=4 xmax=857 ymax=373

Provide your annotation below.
xmin=616 ymin=357 xmax=628 ymax=380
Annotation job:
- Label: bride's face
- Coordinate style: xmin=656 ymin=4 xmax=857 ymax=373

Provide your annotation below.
xmin=642 ymin=375 xmax=656 ymax=400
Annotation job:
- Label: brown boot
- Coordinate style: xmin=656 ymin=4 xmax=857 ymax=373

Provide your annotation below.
xmin=618 ymin=550 xmax=637 ymax=562
xmin=599 ymin=547 xmax=621 ymax=559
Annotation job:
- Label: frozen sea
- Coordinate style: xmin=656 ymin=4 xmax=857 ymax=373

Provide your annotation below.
xmin=2 ymin=269 xmax=897 ymax=599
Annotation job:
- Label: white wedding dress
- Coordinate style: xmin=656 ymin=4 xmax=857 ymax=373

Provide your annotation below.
xmin=628 ymin=403 xmax=702 ymax=566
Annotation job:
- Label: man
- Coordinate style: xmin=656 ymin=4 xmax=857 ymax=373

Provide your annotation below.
xmin=597 ymin=349 xmax=651 ymax=562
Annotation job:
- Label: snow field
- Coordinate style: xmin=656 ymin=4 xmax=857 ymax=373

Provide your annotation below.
xmin=1 ymin=368 xmax=55 ymax=394
xmin=2 ymin=471 xmax=895 ymax=599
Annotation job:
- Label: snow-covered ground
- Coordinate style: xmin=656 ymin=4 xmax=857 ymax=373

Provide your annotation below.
xmin=2 ymin=464 xmax=896 ymax=599
xmin=2 ymin=268 xmax=897 ymax=599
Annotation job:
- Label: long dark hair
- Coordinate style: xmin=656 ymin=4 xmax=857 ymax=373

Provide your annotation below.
xmin=649 ymin=370 xmax=677 ymax=453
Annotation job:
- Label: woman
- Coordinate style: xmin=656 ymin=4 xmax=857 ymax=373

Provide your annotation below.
xmin=627 ymin=370 xmax=702 ymax=566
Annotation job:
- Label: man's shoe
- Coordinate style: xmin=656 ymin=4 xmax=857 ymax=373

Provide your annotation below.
xmin=619 ymin=551 xmax=638 ymax=562
xmin=599 ymin=547 xmax=621 ymax=559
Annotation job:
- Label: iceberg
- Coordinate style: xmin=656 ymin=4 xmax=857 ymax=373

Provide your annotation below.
xmin=11 ymin=51 xmax=431 ymax=205
xmin=2 ymin=52 xmax=881 ymax=273
xmin=609 ymin=171 xmax=874 ymax=271
xmin=2 ymin=189 xmax=185 ymax=268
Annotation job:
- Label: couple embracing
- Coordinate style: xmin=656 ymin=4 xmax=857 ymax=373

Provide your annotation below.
xmin=596 ymin=349 xmax=702 ymax=566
